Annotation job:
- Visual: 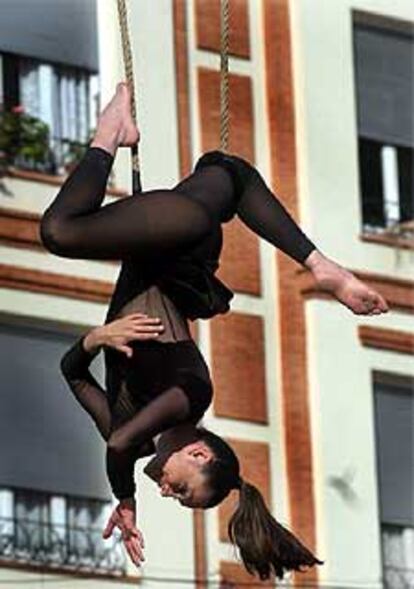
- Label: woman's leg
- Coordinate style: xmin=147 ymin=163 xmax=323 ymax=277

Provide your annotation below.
xmin=195 ymin=151 xmax=389 ymax=315
xmin=40 ymin=84 xmax=221 ymax=260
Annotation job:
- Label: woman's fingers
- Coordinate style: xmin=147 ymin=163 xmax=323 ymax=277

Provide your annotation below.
xmin=125 ymin=537 xmax=145 ymax=566
xmin=132 ymin=318 xmax=163 ymax=327
xmin=102 ymin=515 xmax=116 ymax=539
xmin=117 ymin=344 xmax=133 ymax=358
xmin=122 ymin=527 xmax=145 ymax=565
xmin=132 ymin=324 xmax=164 ymax=333
xmin=133 ymin=528 xmax=145 ymax=549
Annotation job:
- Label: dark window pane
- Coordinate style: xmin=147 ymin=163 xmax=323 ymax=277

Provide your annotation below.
xmin=2 ymin=53 xmax=20 ymax=109
xmin=374 ymin=374 xmax=414 ymax=526
xmin=0 ymin=0 xmax=98 ymax=72
xmin=359 ymin=137 xmax=385 ymax=227
xmin=397 ymin=145 xmax=414 ymax=222
xmin=353 ymin=21 xmax=414 ymax=148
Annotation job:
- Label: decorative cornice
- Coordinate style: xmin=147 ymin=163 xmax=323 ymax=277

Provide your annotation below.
xmin=359 ymin=326 xmax=414 ymax=355
xmin=173 ymin=0 xmax=193 ymax=179
xmin=0 ymin=264 xmax=113 ymax=303
xmin=4 ymin=167 xmax=127 ymax=198
xmin=0 ymin=208 xmax=42 ymax=250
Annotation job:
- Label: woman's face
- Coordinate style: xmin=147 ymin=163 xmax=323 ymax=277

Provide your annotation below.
xmin=144 ymin=441 xmax=213 ymax=508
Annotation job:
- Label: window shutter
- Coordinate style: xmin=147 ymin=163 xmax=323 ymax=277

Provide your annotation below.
xmin=0 ymin=323 xmax=111 ymax=501
xmin=374 ymin=376 xmax=414 ymax=526
xmin=354 ymin=24 xmax=414 ymax=148
xmin=0 ymin=0 xmax=98 ymax=72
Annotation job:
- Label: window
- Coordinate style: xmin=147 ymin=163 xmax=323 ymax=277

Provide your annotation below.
xmin=373 ymin=372 xmax=414 ymax=588
xmin=0 ymin=487 xmax=125 ymax=574
xmin=0 ymin=321 xmax=124 ymax=574
xmin=0 ymin=0 xmax=99 ymax=175
xmin=0 ymin=52 xmax=99 ymax=174
xmin=353 ymin=15 xmax=414 ymax=233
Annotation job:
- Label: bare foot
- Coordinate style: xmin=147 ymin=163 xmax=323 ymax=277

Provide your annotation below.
xmin=91 ymin=83 xmax=139 ymax=156
xmin=305 ymin=251 xmax=389 ymax=315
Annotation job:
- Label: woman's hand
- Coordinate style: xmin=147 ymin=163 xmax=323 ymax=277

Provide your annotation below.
xmin=102 ymin=499 xmax=145 ymax=566
xmin=83 ymin=313 xmax=164 ymax=357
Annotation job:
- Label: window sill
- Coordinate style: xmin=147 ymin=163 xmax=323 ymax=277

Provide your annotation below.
xmin=4 ymin=167 xmax=128 ymax=198
xmin=0 ymin=559 xmax=140 ymax=584
xmin=360 ymin=231 xmax=414 ymax=251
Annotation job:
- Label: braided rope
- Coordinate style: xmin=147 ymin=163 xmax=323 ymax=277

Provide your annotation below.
xmin=116 ymin=0 xmax=140 ymax=190
xmin=220 ymin=0 xmax=230 ymax=152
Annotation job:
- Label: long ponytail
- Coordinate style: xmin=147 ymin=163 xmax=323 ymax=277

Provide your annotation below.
xmin=228 ymin=478 xmax=323 ymax=580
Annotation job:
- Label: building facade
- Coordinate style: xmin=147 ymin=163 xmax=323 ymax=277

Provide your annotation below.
xmin=0 ymin=1 xmax=413 ymax=588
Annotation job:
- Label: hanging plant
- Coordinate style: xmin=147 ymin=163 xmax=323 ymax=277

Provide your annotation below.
xmin=0 ymin=105 xmax=52 ymax=173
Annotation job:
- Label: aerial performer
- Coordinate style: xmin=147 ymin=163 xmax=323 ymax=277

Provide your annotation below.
xmin=40 ymin=83 xmax=388 ymax=581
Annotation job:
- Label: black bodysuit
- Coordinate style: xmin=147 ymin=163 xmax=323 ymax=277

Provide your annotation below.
xmin=41 ymin=147 xmax=315 ymax=500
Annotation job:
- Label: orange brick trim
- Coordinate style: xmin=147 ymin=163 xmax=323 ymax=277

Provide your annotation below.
xmin=198 ymin=66 xmax=261 ymax=294
xmin=218 ymin=219 xmax=261 ymax=295
xmin=0 ymin=208 xmax=118 ymax=268
xmin=264 ymin=0 xmax=318 ymax=585
xmin=0 ymin=207 xmax=42 ymax=250
xmin=173 ymin=0 xmax=193 ymax=178
xmin=5 ymin=167 xmax=127 ymax=198
xmin=195 ymin=0 xmax=251 ymax=59
xmin=299 ymin=269 xmax=414 ymax=314
xmin=220 ymin=560 xmax=275 ymax=587
xmin=198 ymin=68 xmax=255 ymax=161
xmin=193 ymin=509 xmax=207 ymax=589
xmin=211 ymin=313 xmax=268 ymax=423
xmin=218 ymin=439 xmax=271 ymax=542
xmin=359 ymin=326 xmax=414 ymax=355
xmin=0 ymin=264 xmax=113 ymax=303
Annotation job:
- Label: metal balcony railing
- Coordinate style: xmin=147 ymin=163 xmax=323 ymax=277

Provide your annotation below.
xmin=0 ymin=515 xmax=127 ymax=576
xmin=384 ymin=564 xmax=414 ymax=589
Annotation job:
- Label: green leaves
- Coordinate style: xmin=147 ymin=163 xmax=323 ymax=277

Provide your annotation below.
xmin=0 ymin=107 xmax=51 ymax=168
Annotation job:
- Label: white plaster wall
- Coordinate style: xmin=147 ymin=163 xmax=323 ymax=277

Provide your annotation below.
xmin=291 ymin=0 xmax=414 ymax=279
xmin=290 ymin=1 xmax=414 ymax=586
xmin=307 ymin=300 xmax=414 ymax=587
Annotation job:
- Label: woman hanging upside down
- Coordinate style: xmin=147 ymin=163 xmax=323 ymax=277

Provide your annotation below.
xmin=40 ymin=83 xmax=388 ymax=581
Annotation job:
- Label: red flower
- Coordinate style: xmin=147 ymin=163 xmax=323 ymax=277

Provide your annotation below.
xmin=11 ymin=105 xmax=25 ymax=114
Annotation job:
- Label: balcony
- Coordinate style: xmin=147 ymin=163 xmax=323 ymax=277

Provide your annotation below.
xmin=0 ymin=515 xmax=127 ymax=576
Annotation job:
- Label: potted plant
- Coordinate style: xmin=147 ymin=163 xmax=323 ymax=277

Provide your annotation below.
xmin=0 ymin=105 xmax=52 ymax=174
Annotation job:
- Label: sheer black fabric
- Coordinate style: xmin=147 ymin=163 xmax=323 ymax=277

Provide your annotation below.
xmin=61 ymin=338 xmax=212 ymax=499
xmin=44 ymin=146 xmax=316 ymax=500
xmin=41 ymin=147 xmax=315 ymax=265
xmin=195 ymin=150 xmax=315 ymax=264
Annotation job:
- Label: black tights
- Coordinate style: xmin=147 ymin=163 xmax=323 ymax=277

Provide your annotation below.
xmin=40 ymin=147 xmax=315 ymax=265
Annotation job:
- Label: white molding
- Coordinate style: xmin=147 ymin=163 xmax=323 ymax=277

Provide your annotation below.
xmin=195 ymin=50 xmax=253 ymax=77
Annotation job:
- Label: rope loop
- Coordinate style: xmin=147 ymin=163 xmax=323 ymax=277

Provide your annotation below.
xmin=220 ymin=0 xmax=230 ymax=153
xmin=116 ymin=0 xmax=140 ymax=189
